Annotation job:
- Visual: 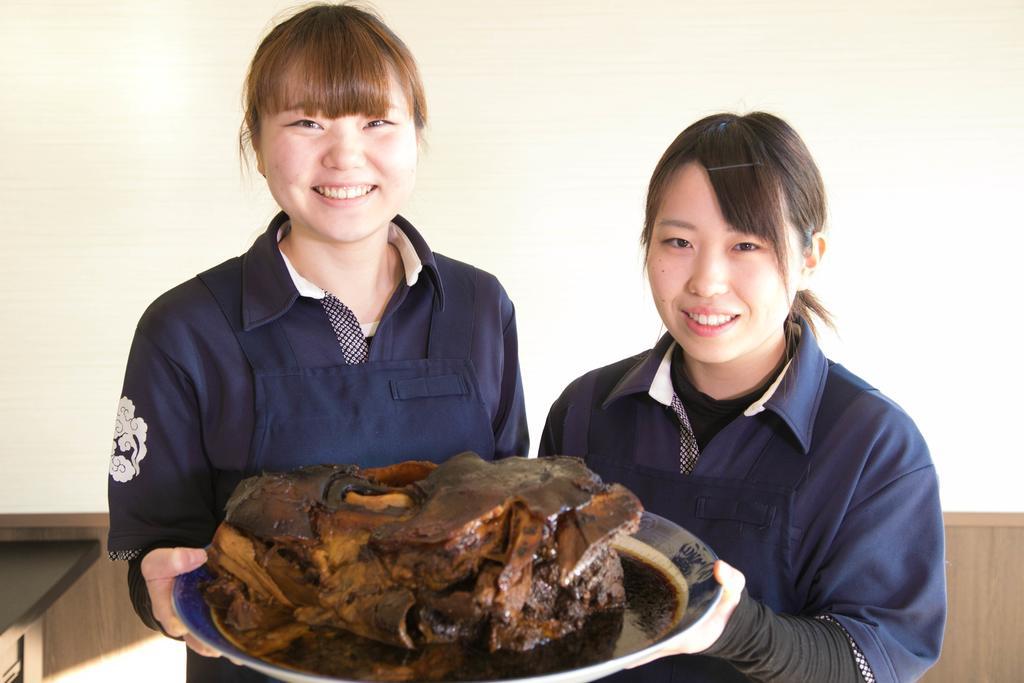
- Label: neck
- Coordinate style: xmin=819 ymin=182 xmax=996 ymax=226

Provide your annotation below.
xmin=682 ymin=332 xmax=787 ymax=400
xmin=280 ymin=223 xmax=402 ymax=324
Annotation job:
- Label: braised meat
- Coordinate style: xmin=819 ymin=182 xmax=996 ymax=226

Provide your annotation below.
xmin=202 ymin=452 xmax=643 ymax=656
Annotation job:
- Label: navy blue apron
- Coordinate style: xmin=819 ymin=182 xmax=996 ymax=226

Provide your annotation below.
xmin=187 ymin=258 xmax=496 ymax=682
xmin=564 ymin=366 xmax=863 ymax=682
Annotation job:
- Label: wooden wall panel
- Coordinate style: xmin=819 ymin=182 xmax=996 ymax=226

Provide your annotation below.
xmin=922 ymin=516 xmax=1024 ymax=683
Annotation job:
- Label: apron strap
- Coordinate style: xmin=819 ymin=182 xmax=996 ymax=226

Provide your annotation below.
xmin=746 ymin=430 xmax=810 ymax=489
xmin=747 ymin=361 xmax=872 ymax=488
xmin=567 ymin=371 xmax=603 ymax=457
xmin=425 ymin=255 xmax=475 ymax=360
xmin=198 ymin=257 xmax=299 ymax=373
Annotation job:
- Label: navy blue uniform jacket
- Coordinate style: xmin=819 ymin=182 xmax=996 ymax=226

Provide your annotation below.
xmin=541 ymin=321 xmax=945 ymax=682
xmin=108 ymin=213 xmax=528 ymax=559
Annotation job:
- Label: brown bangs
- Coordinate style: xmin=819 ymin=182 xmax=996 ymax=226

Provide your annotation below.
xmin=241 ymin=4 xmax=427 ymax=153
xmin=696 ymin=121 xmax=790 ymax=271
xmin=643 ymin=113 xmax=826 ymax=274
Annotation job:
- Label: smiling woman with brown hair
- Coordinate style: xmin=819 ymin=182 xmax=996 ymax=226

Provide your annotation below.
xmin=542 ymin=112 xmax=945 ymax=682
xmin=106 ymin=5 xmax=527 ymax=681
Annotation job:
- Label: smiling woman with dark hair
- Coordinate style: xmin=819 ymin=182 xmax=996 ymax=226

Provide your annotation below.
xmin=106 ymin=5 xmax=527 ymax=681
xmin=542 ymin=112 xmax=945 ymax=682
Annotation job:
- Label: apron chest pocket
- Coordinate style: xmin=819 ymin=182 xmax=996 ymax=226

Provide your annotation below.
xmin=390 ymin=374 xmax=468 ymax=400
xmin=696 ymin=496 xmax=776 ymax=529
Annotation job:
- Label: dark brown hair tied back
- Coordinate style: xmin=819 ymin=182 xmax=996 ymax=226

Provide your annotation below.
xmin=642 ymin=112 xmax=834 ymax=335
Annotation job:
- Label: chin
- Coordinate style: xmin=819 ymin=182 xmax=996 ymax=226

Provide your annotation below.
xmin=672 ymin=335 xmax=737 ymax=363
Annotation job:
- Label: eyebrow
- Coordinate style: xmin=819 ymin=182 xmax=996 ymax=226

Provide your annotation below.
xmin=657 ymin=218 xmax=744 ymax=234
xmin=656 ymin=219 xmax=697 ymax=229
xmin=278 ymin=104 xmax=403 ymax=117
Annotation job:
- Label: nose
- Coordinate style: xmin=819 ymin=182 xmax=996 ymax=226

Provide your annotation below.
xmin=323 ymin=126 xmax=365 ymax=170
xmin=688 ymin=250 xmax=729 ymax=298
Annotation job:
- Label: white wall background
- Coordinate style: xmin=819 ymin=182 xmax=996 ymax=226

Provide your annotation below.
xmin=1 ymin=0 xmax=1021 ymax=515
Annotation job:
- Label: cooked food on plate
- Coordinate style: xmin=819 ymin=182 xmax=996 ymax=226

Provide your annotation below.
xmin=202 ymin=452 xmax=644 ymax=659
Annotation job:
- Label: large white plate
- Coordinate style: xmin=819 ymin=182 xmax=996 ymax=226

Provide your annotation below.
xmin=173 ymin=511 xmax=721 ymax=683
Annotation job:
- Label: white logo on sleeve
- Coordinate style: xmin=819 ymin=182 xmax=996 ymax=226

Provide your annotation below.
xmin=109 ymin=397 xmax=149 ymax=483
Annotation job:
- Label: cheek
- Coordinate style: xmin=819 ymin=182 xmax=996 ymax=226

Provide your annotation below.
xmin=742 ymin=266 xmax=795 ymax=312
xmin=647 ymin=258 xmax=679 ymax=306
xmin=262 ymin=142 xmax=297 ymax=179
xmin=383 ymin=133 xmax=419 ymax=175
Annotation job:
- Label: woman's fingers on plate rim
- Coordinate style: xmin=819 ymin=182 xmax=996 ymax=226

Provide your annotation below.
xmin=185 ymin=633 xmax=222 ymax=658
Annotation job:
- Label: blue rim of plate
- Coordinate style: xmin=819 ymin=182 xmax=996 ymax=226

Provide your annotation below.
xmin=173 ymin=511 xmax=721 ymax=683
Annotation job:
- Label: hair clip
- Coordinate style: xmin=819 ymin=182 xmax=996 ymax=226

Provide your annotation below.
xmin=705 ymin=162 xmax=761 ymax=171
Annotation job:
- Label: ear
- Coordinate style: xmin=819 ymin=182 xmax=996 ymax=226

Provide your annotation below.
xmin=796 ymin=232 xmax=827 ymax=291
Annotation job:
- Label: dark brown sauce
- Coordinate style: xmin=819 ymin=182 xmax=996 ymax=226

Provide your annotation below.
xmin=613 ymin=551 xmax=685 ymax=657
xmin=220 ymin=553 xmax=684 ymax=681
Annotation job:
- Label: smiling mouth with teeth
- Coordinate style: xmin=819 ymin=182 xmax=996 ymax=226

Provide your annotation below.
xmin=314 ymin=185 xmax=375 ymax=200
xmin=687 ymin=312 xmax=737 ymax=327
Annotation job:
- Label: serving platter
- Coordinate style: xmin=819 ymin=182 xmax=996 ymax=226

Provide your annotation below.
xmin=173 ymin=511 xmax=721 ymax=683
